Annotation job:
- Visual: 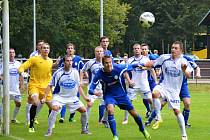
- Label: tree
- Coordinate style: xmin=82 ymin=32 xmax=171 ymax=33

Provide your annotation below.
xmin=9 ymin=0 xmax=130 ymax=58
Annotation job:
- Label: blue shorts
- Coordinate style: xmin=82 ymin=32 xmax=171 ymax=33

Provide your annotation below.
xmin=104 ymin=95 xmax=134 ymax=111
xmin=180 ymin=83 xmax=190 ymax=99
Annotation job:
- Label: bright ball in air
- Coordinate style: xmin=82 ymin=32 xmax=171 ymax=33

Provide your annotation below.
xmin=139 ymin=12 xmax=155 ymax=28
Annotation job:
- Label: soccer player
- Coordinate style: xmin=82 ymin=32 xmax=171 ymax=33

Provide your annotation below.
xmin=145 ymin=41 xmax=192 ymax=140
xmin=0 ymin=48 xmax=24 ymax=123
xmin=89 ymin=55 xmax=151 ymax=140
xmin=141 ymin=44 xmax=158 ymax=118
xmin=122 ymin=43 xmax=153 ymax=124
xmin=180 ymin=55 xmax=201 ymax=128
xmin=43 ymin=56 xmax=91 ymax=137
xmin=100 ymin=36 xmax=112 ymax=57
xmin=57 ymin=43 xmax=84 ymax=123
xmin=18 ymin=42 xmax=53 ymax=133
xmin=26 ymin=40 xmax=45 ymax=125
xmin=80 ymin=46 xmax=106 ymax=129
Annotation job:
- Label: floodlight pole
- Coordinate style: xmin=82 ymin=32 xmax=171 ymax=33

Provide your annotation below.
xmin=33 ymin=0 xmax=36 ymax=51
xmin=100 ymin=0 xmax=103 ymax=37
xmin=2 ymin=0 xmax=10 ymax=135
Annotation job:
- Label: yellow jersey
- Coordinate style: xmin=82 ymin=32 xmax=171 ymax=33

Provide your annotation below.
xmin=18 ymin=55 xmax=53 ymax=88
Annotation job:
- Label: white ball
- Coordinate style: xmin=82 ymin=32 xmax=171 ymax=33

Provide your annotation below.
xmin=139 ymin=12 xmax=155 ymax=28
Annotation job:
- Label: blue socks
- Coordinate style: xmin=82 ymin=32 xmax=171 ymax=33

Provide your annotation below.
xmin=134 ymin=115 xmax=144 ymax=132
xmin=143 ymin=99 xmax=151 ymax=112
xmin=108 ymin=114 xmax=117 ymax=136
xmin=99 ymin=105 xmax=105 ymax=122
xmin=182 ymin=109 xmax=190 ymax=124
xmin=60 ymin=105 xmax=66 ymax=118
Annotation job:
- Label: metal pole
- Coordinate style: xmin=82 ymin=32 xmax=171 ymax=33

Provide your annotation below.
xmin=2 ymin=0 xmax=10 ymax=135
xmin=33 ymin=0 xmax=36 ymax=51
xmin=100 ymin=0 xmax=103 ymax=37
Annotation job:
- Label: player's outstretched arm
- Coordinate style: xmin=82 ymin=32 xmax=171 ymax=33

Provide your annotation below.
xmin=78 ymin=86 xmax=90 ymax=102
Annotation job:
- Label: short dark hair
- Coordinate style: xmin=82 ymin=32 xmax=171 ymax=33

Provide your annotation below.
xmin=102 ymin=55 xmax=112 ymax=64
xmin=100 ymin=36 xmax=109 ymax=42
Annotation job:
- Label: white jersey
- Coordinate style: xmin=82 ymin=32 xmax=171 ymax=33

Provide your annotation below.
xmin=154 ymin=54 xmax=192 ymax=94
xmin=82 ymin=58 xmax=103 ymax=91
xmin=50 ymin=67 xmax=80 ymax=100
xmin=0 ymin=60 xmax=21 ymax=95
xmin=29 ymin=50 xmax=39 ymax=57
xmin=127 ymin=55 xmax=150 ymax=88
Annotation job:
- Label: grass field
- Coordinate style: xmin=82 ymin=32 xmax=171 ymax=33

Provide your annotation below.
xmin=0 ymin=84 xmax=209 ymax=140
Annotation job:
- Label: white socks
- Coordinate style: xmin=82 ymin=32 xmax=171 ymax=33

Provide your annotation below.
xmin=177 ymin=113 xmax=187 ymax=137
xmin=13 ymin=106 xmax=20 ymax=120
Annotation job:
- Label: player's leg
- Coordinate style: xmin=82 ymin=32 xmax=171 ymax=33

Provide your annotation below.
xmin=59 ymin=105 xmax=66 ymax=123
xmin=68 ymin=92 xmax=80 ymax=122
xmin=151 ymin=89 xmax=162 ymax=129
xmin=26 ymin=97 xmax=32 ymax=125
xmin=34 ymin=102 xmax=43 ymax=124
xmin=142 ymin=99 xmax=151 ymax=117
xmin=173 ymin=108 xmax=188 ymax=140
xmin=29 ymin=94 xmax=39 ymax=132
xmin=107 ymin=104 xmax=118 ymax=139
xmin=11 ymin=95 xmax=21 ymax=123
xmin=182 ymin=97 xmax=191 ymax=127
xmin=45 ymin=103 xmax=61 ymax=137
xmin=77 ymin=106 xmax=91 ymax=134
xmin=121 ymin=88 xmax=136 ymax=124
xmin=128 ymin=109 xmax=151 ymax=139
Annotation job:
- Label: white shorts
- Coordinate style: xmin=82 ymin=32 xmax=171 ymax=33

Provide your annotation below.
xmin=52 ymin=95 xmax=85 ymax=113
xmin=88 ymin=94 xmax=105 ymax=105
xmin=127 ymin=88 xmax=152 ymax=100
xmin=153 ymin=85 xmax=180 ymax=110
xmin=10 ymin=94 xmax=22 ymax=102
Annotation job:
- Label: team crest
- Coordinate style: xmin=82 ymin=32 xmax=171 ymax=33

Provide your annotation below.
xmin=75 ymin=62 xmax=77 ymax=65
xmin=114 ymin=75 xmax=118 ymax=79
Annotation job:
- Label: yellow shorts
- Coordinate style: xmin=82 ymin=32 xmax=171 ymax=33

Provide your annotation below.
xmin=28 ymin=86 xmax=52 ymax=102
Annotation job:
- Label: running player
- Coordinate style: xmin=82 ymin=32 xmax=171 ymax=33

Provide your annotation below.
xmin=145 ymin=41 xmax=192 ymax=140
xmin=43 ymin=56 xmax=91 ymax=136
xmin=89 ymin=55 xmax=151 ymax=140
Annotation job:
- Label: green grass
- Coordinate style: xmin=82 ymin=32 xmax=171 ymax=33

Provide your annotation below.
xmin=0 ymin=84 xmax=210 ymax=140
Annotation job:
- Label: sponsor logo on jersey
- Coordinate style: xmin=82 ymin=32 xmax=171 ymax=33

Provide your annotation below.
xmin=60 ymin=79 xmax=76 ymax=89
xmin=9 ymin=68 xmax=19 ymax=75
xmin=165 ymin=67 xmax=181 ymax=77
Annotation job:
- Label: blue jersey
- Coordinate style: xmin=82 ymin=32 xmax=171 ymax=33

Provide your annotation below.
xmin=180 ymin=55 xmax=198 ymax=99
xmin=88 ymin=64 xmax=134 ymax=110
xmin=147 ymin=54 xmax=158 ymax=91
xmin=104 ymin=50 xmax=112 ymax=57
xmin=58 ymin=55 xmax=84 ymax=71
xmin=89 ymin=64 xmax=127 ymax=97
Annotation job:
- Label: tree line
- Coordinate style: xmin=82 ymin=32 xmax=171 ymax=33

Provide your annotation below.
xmin=6 ymin=0 xmax=210 ymax=58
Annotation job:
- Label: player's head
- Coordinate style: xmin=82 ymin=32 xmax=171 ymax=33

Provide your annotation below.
xmin=9 ymin=48 xmax=15 ymax=61
xmin=41 ymin=42 xmax=50 ymax=57
xmin=141 ymin=43 xmax=149 ymax=56
xmin=36 ymin=40 xmax=45 ymax=52
xmin=66 ymin=43 xmax=75 ymax=56
xmin=153 ymin=49 xmax=158 ymax=54
xmin=132 ymin=43 xmax=141 ymax=56
xmin=100 ymin=36 xmax=109 ymax=50
xmin=95 ymin=46 xmax=104 ymax=59
xmin=102 ymin=55 xmax=113 ymax=72
xmin=123 ymin=53 xmax=128 ymax=61
xmin=171 ymin=41 xmax=183 ymax=58
xmin=64 ymin=55 xmax=73 ymax=70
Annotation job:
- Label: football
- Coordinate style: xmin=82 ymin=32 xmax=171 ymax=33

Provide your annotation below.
xmin=139 ymin=12 xmax=155 ymax=28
